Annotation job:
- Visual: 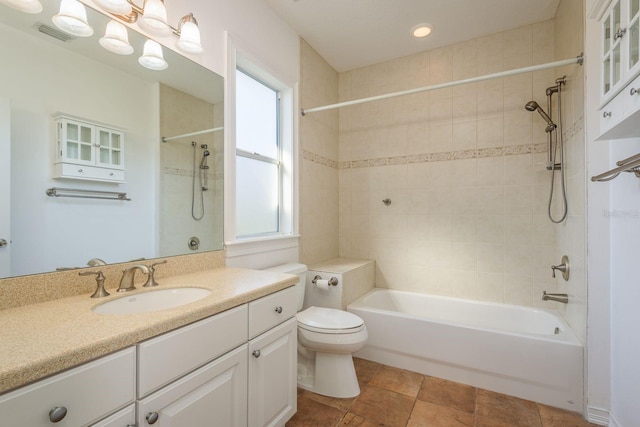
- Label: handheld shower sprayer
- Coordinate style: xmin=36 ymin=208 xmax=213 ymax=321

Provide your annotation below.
xmin=524 ymin=101 xmax=556 ymax=132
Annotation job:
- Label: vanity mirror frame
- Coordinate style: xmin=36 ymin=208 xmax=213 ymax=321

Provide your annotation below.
xmin=0 ymin=0 xmax=224 ymax=280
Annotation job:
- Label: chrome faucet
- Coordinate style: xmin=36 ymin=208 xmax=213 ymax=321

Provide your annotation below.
xmin=542 ymin=291 xmax=569 ymax=304
xmin=117 ymin=264 xmax=149 ymax=292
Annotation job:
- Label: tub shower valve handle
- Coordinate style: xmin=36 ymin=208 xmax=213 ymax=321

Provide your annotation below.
xmin=79 ymin=270 xmax=110 ymax=298
xmin=551 ymin=255 xmax=570 ymax=281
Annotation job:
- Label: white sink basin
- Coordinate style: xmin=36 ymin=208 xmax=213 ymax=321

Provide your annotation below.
xmin=93 ymin=287 xmax=211 ymax=315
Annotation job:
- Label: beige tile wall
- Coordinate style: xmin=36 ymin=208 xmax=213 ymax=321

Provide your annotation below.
xmin=298 ymin=3 xmax=585 ymax=314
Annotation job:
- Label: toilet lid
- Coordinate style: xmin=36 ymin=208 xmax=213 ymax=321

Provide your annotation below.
xmin=296 ymin=306 xmax=364 ymax=331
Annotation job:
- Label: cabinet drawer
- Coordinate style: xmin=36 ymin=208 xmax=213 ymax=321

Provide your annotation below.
xmin=623 ymin=73 xmax=640 ymax=114
xmin=599 ymin=93 xmax=624 ymax=134
xmin=0 ymin=347 xmax=135 ymax=427
xmin=248 ymin=286 xmax=297 ymax=339
xmin=138 ymin=304 xmax=248 ymax=397
xmin=54 ymin=163 xmax=125 ymax=183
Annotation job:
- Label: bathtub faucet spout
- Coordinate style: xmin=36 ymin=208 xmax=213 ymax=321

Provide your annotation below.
xmin=542 ymin=291 xmax=569 ymax=304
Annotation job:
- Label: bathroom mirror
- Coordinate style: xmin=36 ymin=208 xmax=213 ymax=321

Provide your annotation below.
xmin=0 ymin=1 xmax=224 ymax=279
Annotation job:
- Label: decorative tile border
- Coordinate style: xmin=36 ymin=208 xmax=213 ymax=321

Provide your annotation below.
xmin=303 ymin=114 xmax=584 ymax=170
xmin=162 ymin=166 xmax=223 ymax=181
xmin=302 ymin=143 xmax=546 ymax=170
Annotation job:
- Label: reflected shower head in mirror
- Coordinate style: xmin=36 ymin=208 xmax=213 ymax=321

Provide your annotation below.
xmin=525 ymin=101 xmax=556 ymax=132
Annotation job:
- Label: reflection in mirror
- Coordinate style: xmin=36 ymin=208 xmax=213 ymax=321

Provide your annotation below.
xmin=0 ymin=1 xmax=224 ymax=279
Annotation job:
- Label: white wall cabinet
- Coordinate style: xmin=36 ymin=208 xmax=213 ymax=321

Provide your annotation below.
xmin=54 ymin=115 xmax=125 ymax=183
xmin=0 ymin=348 xmax=135 ymax=427
xmin=596 ymin=0 xmax=640 ymax=139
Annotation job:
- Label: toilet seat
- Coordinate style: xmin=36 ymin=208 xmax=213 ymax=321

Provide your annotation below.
xmin=297 ymin=306 xmax=365 ymax=334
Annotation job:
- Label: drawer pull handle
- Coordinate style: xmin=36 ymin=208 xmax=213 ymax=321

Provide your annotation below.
xmin=49 ymin=406 xmax=67 ymax=423
xmin=603 ymin=111 xmax=612 ymax=118
xmin=146 ymin=411 xmax=159 ymax=424
xmin=631 ymin=87 xmax=639 ymax=96
xmin=253 ymin=350 xmax=261 ymax=358
xmin=274 ymin=306 xmax=283 ymax=313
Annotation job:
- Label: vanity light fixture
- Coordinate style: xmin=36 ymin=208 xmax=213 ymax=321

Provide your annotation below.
xmin=0 ymin=0 xmax=43 ymax=14
xmin=99 ymin=19 xmax=134 ymax=55
xmin=412 ymin=23 xmax=433 ymax=38
xmin=52 ymin=0 xmax=94 ymax=37
xmin=138 ymin=39 xmax=168 ymax=70
xmin=176 ymin=13 xmax=203 ymax=54
xmin=93 ymin=0 xmax=204 ymax=54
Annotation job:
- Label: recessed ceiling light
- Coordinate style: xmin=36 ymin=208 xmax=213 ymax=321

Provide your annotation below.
xmin=412 ymin=24 xmax=433 ymax=38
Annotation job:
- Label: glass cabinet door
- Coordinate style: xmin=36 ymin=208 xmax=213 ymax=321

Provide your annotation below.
xmin=96 ymin=127 xmax=124 ymax=169
xmin=603 ymin=0 xmax=623 ymax=97
xmin=62 ymin=120 xmax=94 ymax=164
xmin=628 ymin=0 xmax=640 ymax=73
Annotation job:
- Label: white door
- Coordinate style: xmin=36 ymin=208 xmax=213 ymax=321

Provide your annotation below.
xmin=248 ymin=318 xmax=297 ymax=427
xmin=0 ymin=98 xmax=10 ymax=277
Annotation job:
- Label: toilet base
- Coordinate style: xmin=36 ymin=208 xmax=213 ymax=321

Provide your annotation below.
xmin=297 ymin=351 xmax=361 ymax=398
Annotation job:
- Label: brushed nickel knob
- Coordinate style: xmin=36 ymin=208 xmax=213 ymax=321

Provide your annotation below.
xmin=49 ymin=406 xmax=67 ymax=423
xmin=602 ymin=111 xmax=612 ymax=118
xmin=146 ymin=411 xmax=159 ymax=424
xmin=274 ymin=306 xmax=283 ymax=313
xmin=631 ymin=87 xmax=639 ymax=96
xmin=253 ymin=350 xmax=261 ymax=358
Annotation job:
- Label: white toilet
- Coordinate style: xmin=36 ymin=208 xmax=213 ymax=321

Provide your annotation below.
xmin=265 ymin=263 xmax=368 ymax=398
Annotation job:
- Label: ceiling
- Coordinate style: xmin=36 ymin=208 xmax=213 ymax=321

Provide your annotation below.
xmin=265 ymin=0 xmax=561 ymax=72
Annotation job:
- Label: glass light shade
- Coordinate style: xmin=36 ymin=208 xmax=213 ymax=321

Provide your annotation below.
xmin=138 ymin=39 xmax=168 ymax=70
xmin=0 ymin=0 xmax=43 ymax=14
xmin=93 ymin=0 xmax=132 ymax=15
xmin=177 ymin=20 xmax=203 ymax=54
xmin=99 ymin=20 xmax=134 ymax=55
xmin=52 ymin=0 xmax=94 ymax=37
xmin=137 ymin=0 xmax=171 ymax=37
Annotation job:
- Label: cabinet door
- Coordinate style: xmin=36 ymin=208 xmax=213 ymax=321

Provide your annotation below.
xmin=602 ymin=0 xmax=623 ymax=99
xmin=90 ymin=404 xmax=135 ymax=426
xmin=137 ymin=344 xmax=248 ymax=427
xmin=248 ymin=318 xmax=297 ymax=427
xmin=627 ymin=0 xmax=640 ymax=74
xmin=59 ymin=119 xmax=94 ymax=165
xmin=96 ymin=127 xmax=124 ymax=170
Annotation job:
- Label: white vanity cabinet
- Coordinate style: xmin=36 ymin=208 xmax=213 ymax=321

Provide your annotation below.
xmin=247 ymin=286 xmax=298 ymax=427
xmin=90 ymin=404 xmax=135 ymax=426
xmin=596 ymin=0 xmax=640 ymax=139
xmin=0 ymin=348 xmax=135 ymax=427
xmin=54 ymin=114 xmax=125 ymax=183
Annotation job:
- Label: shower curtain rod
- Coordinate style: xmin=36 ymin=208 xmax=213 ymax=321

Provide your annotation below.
xmin=300 ymin=53 xmax=584 ymax=116
xmin=161 ymin=126 xmax=224 ymax=143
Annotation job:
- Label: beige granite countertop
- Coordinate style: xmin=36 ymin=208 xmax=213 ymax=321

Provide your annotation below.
xmin=0 ymin=267 xmax=297 ymax=394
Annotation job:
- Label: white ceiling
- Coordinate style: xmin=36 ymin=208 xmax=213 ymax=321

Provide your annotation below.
xmin=265 ymin=0 xmax=561 ymax=72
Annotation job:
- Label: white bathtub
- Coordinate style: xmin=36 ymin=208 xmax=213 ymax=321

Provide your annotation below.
xmin=347 ymin=288 xmax=583 ymax=411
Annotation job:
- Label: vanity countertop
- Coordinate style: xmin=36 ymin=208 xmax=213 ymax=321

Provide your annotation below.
xmin=0 ymin=267 xmax=297 ymax=394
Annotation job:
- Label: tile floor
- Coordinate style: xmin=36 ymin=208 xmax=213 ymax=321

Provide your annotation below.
xmin=286 ymin=358 xmax=597 ymax=427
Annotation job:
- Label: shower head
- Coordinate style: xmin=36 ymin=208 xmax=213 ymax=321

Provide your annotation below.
xmin=524 ymin=101 xmax=556 ymax=132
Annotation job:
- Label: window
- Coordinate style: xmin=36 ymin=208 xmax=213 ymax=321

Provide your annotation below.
xmin=235 ymin=68 xmax=282 ymax=238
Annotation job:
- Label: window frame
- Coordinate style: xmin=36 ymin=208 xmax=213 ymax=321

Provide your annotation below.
xmin=224 ymin=34 xmax=299 ymax=263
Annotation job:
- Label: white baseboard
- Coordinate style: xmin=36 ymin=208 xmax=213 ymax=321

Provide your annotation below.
xmin=587 ymin=406 xmax=611 ymax=426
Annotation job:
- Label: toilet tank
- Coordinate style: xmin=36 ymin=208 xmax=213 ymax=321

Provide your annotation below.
xmin=263 ymin=263 xmax=307 ymax=311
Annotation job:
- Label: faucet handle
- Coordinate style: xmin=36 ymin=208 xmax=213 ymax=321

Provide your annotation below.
xmin=144 ymin=260 xmax=167 ymax=287
xmin=79 ymin=270 xmax=110 ymax=298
